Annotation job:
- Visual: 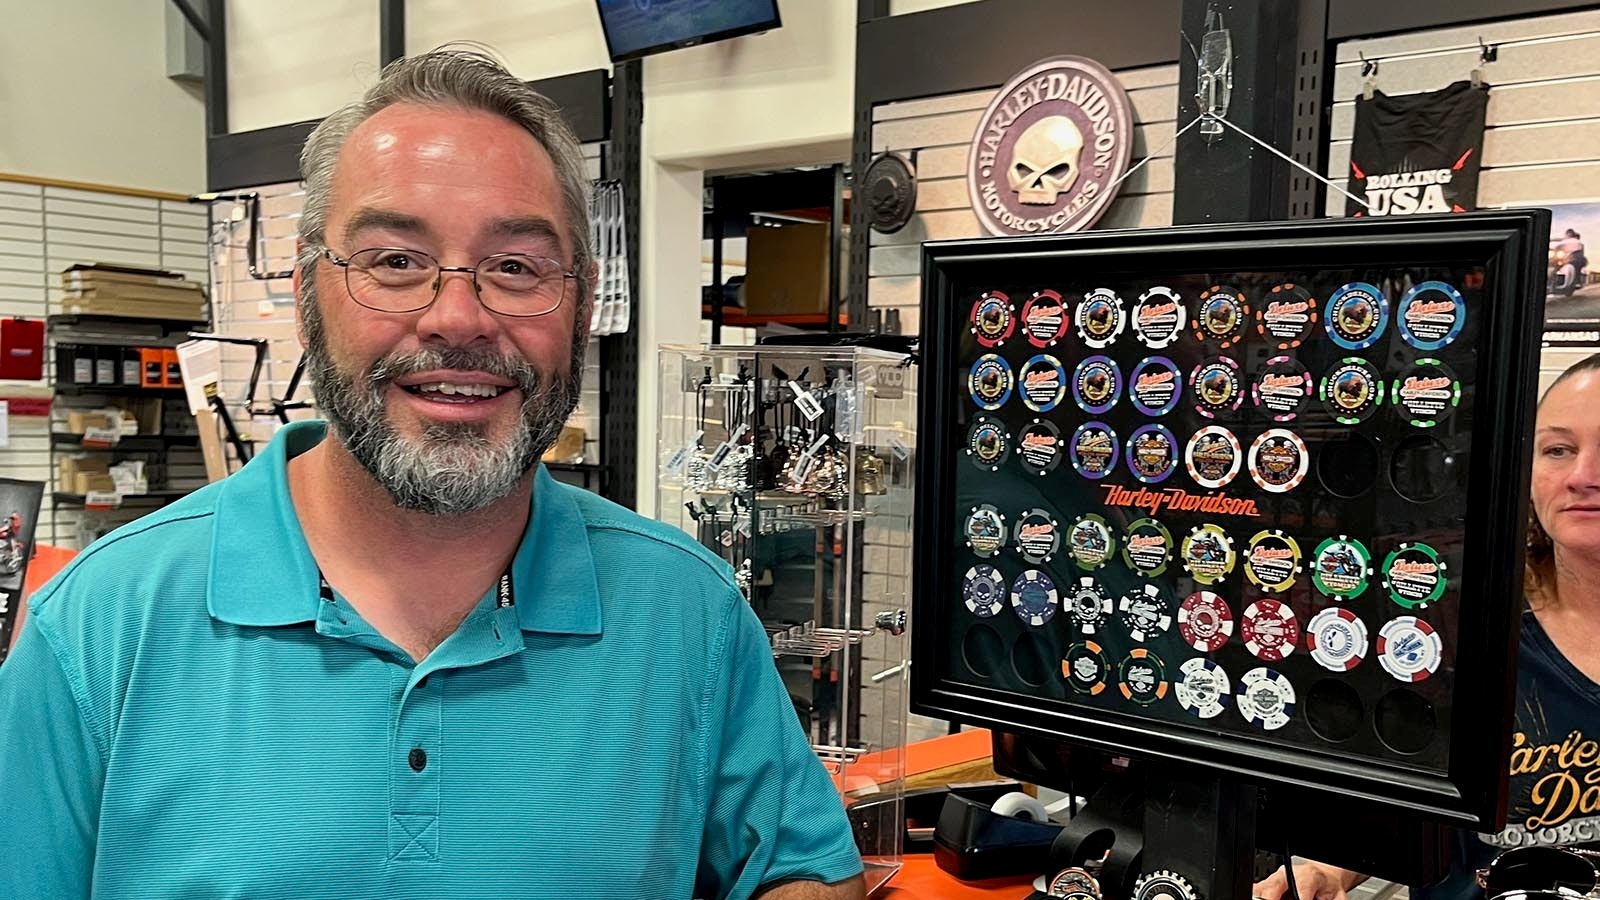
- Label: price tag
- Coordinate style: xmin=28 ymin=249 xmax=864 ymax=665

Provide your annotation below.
xmin=81 ymin=426 xmax=121 ymax=448
xmin=664 ymin=429 xmax=705 ymax=476
xmin=888 ymin=432 xmax=911 ymax=461
xmin=705 ymin=423 xmax=748 ymax=471
xmin=789 ymin=381 xmax=824 ymax=421
xmin=84 ymin=490 xmax=122 ymax=510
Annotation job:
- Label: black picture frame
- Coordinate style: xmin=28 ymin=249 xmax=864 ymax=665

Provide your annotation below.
xmin=595 ymin=0 xmax=782 ymax=64
xmin=911 ymin=210 xmax=1550 ymax=830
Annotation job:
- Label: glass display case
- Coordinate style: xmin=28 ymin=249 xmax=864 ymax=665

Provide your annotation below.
xmin=656 ymin=343 xmax=914 ymax=894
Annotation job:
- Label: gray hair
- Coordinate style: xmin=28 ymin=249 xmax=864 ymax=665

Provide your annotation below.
xmin=296 ymin=47 xmax=592 ymax=301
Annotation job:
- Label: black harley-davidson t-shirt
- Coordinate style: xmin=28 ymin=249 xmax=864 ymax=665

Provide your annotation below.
xmin=1414 ymin=610 xmax=1600 ymax=900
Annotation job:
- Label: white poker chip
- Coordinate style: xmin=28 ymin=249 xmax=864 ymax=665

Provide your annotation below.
xmin=1306 ymin=607 xmax=1370 ymax=672
xmin=1070 ymin=577 xmax=1115 ymax=634
xmin=1185 ymin=426 xmax=1242 ymax=489
xmin=1378 ymin=616 xmax=1443 ymax=682
xmin=1118 ymin=583 xmax=1173 ymax=642
xmin=1249 ymin=429 xmax=1310 ymax=494
xmin=1011 ymin=569 xmax=1060 ymax=626
xmin=1176 ymin=658 xmax=1232 ymax=720
xmin=1134 ymin=870 xmax=1202 ymax=900
xmin=1237 ymin=666 xmax=1296 ymax=730
xmin=963 ymin=564 xmax=1007 ymax=618
xmin=1133 ymin=286 xmax=1187 ymax=349
xmin=1076 ymin=288 xmax=1128 ymax=349
xmin=1241 ymin=598 xmax=1299 ymax=661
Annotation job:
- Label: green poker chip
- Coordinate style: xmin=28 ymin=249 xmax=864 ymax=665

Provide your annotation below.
xmin=1382 ymin=542 xmax=1448 ymax=609
xmin=1391 ymin=358 xmax=1462 ymax=428
xmin=1122 ymin=518 xmax=1174 ymax=578
xmin=1068 ymin=513 xmax=1117 ymax=571
xmin=1312 ymin=535 xmax=1373 ymax=600
xmin=1181 ymin=524 xmax=1236 ymax=586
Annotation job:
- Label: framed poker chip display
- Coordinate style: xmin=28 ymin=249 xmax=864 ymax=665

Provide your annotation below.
xmin=914 ymin=212 xmax=1549 ymax=829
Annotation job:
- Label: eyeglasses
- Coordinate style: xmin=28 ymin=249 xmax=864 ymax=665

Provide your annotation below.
xmin=323 ymin=247 xmax=576 ymax=317
xmin=1477 ymin=847 xmax=1600 ymax=900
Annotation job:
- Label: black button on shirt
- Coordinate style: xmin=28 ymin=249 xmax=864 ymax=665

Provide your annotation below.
xmin=408 ymin=747 xmax=427 ymax=772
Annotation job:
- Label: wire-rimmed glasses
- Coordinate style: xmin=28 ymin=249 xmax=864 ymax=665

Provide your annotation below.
xmin=323 ymin=247 xmax=575 ymax=317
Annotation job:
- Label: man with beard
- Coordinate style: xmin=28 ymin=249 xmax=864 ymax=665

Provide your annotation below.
xmin=0 ymin=50 xmax=863 ymax=900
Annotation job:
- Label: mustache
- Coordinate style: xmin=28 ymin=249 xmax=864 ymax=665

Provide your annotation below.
xmin=367 ymin=346 xmax=542 ymax=393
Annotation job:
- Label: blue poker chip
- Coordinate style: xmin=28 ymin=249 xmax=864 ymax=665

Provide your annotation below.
xmin=1176 ymin=658 xmax=1232 ymax=719
xmin=1126 ymin=424 xmax=1178 ymax=484
xmin=1011 ymin=569 xmax=1060 ymax=626
xmin=1019 ymin=354 xmax=1067 ymax=412
xmin=1072 ymin=355 xmax=1122 ymax=414
xmin=963 ymin=564 xmax=1007 ymax=618
xmin=1326 ymin=282 xmax=1391 ymax=350
xmin=1237 ymin=666 xmax=1296 ymax=730
xmin=1070 ymin=421 xmax=1120 ymax=480
xmin=968 ymin=354 xmax=1014 ymax=410
xmin=1129 ymin=356 xmax=1182 ymax=416
xmin=1397 ymin=281 xmax=1466 ymax=350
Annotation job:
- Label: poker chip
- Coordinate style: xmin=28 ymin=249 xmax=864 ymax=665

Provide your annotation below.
xmin=1397 ymin=281 xmax=1466 ymax=351
xmin=1185 ymin=426 xmax=1242 ymax=490
xmin=965 ymin=416 xmax=1010 ymax=471
xmin=1129 ymin=355 xmax=1183 ymax=416
xmin=1134 ymin=870 xmax=1202 ymax=900
xmin=1382 ymin=542 xmax=1448 ymax=609
xmin=1133 ymin=286 xmax=1187 ymax=349
xmin=1176 ymin=659 xmax=1232 ymax=720
xmin=1062 ymin=642 xmax=1111 ymax=695
xmin=1179 ymin=590 xmax=1235 ymax=652
xmin=1016 ymin=419 xmax=1065 ymax=476
xmin=1191 ymin=356 xmax=1243 ymax=419
xmin=968 ymin=354 xmax=1014 ymax=410
xmin=1119 ymin=583 xmax=1174 ymax=642
xmin=1122 ymin=517 xmax=1174 ymax=577
xmin=1237 ymin=666 xmax=1297 ymax=730
xmin=1180 ymin=523 xmax=1237 ymax=585
xmin=1391 ymin=359 xmax=1461 ymax=428
xmin=1312 ymin=535 xmax=1373 ymax=600
xmin=1326 ymin=282 xmax=1391 ymax=350
xmin=1069 ymin=577 xmax=1115 ymax=634
xmin=1257 ymin=283 xmax=1318 ymax=349
xmin=1067 ymin=513 xmax=1117 ymax=571
xmin=1021 ymin=289 xmax=1070 ymax=347
xmin=1307 ymin=607 xmax=1370 ymax=672
xmin=1076 ymin=288 xmax=1127 ymax=348
xmin=1244 ymin=529 xmax=1303 ymax=593
xmin=1126 ymin=424 xmax=1179 ymax=484
xmin=1319 ymin=357 xmax=1385 ymax=425
xmin=963 ymin=504 xmax=1007 ymax=557
xmin=1248 ymin=429 xmax=1309 ymax=494
xmin=1194 ymin=284 xmax=1249 ymax=348
xmin=963 ymin=564 xmax=1007 ymax=618
xmin=1070 ymin=421 xmax=1120 ymax=480
xmin=1072 ymin=355 xmax=1123 ymax=414
xmin=1015 ymin=508 xmax=1062 ymax=564
xmin=1118 ymin=648 xmax=1169 ymax=706
xmin=969 ymin=291 xmax=1016 ymax=347
xmin=1019 ymin=353 xmax=1068 ymax=413
xmin=1253 ymin=356 xmax=1314 ymax=422
xmin=1048 ymin=867 xmax=1102 ymax=898
xmin=1011 ymin=569 xmax=1060 ymax=626
xmin=1378 ymin=616 xmax=1443 ymax=682
xmin=1242 ymin=598 xmax=1300 ymax=661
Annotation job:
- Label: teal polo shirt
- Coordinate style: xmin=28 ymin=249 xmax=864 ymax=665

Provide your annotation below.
xmin=0 ymin=421 xmax=862 ymax=899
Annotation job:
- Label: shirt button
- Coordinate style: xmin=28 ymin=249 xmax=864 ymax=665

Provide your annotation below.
xmin=408 ymin=747 xmax=428 ymax=772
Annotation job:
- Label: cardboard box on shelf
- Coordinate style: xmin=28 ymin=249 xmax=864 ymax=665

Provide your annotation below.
xmin=75 ymin=473 xmax=117 ymax=495
xmin=541 ymin=425 xmax=586 ymax=463
xmin=742 ymin=221 xmax=833 ymax=318
xmin=65 ymin=409 xmax=119 ymax=435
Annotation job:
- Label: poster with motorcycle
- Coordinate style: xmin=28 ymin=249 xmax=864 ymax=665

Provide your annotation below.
xmin=0 ymin=478 xmax=45 ymax=666
xmin=1542 ymin=201 xmax=1600 ymax=346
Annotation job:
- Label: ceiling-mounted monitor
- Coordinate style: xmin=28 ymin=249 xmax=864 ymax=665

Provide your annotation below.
xmin=596 ymin=0 xmax=782 ymax=63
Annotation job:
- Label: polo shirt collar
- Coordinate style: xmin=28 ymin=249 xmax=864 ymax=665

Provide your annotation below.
xmin=207 ymin=420 xmax=603 ymax=637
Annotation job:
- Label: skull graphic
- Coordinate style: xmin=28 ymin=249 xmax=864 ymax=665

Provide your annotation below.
xmin=1009 ymin=115 xmax=1084 ymax=205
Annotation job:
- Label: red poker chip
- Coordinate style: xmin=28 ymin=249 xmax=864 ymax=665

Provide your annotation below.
xmin=1178 ymin=591 xmax=1234 ymax=652
xmin=1241 ymin=598 xmax=1300 ymax=661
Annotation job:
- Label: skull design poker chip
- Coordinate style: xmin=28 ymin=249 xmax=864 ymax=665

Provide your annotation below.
xmin=1391 ymin=359 xmax=1461 ymax=428
xmin=1015 ymin=508 xmax=1062 ymax=564
xmin=1326 ymin=282 xmax=1391 ymax=350
xmin=1244 ymin=529 xmax=1303 ymax=593
xmin=1242 ymin=599 xmax=1300 ymax=661
xmin=1076 ymin=288 xmax=1127 ymax=349
xmin=1016 ymin=419 xmax=1065 ymax=475
xmin=1122 ymin=517 xmax=1174 ymax=577
xmin=1312 ymin=535 xmax=1373 ymax=600
xmin=1179 ymin=590 xmax=1235 ymax=652
xmin=1258 ymin=283 xmax=1318 ymax=349
xmin=969 ymin=354 xmax=1014 ymax=410
xmin=1119 ymin=584 xmax=1174 ymax=642
xmin=1069 ymin=577 xmax=1115 ymax=634
xmin=1068 ymin=513 xmax=1117 ymax=571
xmin=1070 ymin=421 xmax=1120 ymax=480
xmin=1021 ymin=289 xmax=1070 ymax=347
xmin=1118 ymin=648 xmax=1169 ymax=706
xmin=1382 ymin=542 xmax=1448 ymax=609
xmin=1378 ymin=615 xmax=1443 ymax=682
xmin=1238 ymin=666 xmax=1297 ymax=730
xmin=1249 ymin=429 xmax=1310 ymax=494
xmin=1062 ymin=641 xmax=1111 ymax=695
xmin=1133 ymin=286 xmax=1187 ymax=349
xmin=963 ymin=564 xmax=1007 ymax=618
xmin=1127 ymin=424 xmax=1179 ymax=484
xmin=1175 ymin=658 xmax=1232 ymax=719
xmin=1072 ymin=355 xmax=1123 ymax=415
xmin=1191 ymin=356 xmax=1243 ymax=419
xmin=963 ymin=505 xmax=1007 ymax=557
xmin=1320 ymin=357 xmax=1385 ymax=426
xmin=1397 ymin=281 xmax=1466 ymax=351
xmin=1012 ymin=569 xmax=1060 ymax=626
xmin=1253 ymin=356 xmax=1314 ymax=422
xmin=969 ymin=291 xmax=1016 ymax=348
xmin=1129 ymin=355 xmax=1183 ymax=416
xmin=1185 ymin=426 xmax=1242 ymax=489
xmin=1194 ymin=284 xmax=1249 ymax=349
xmin=1180 ymin=523 xmax=1237 ymax=585
xmin=1019 ymin=354 xmax=1068 ymax=413
xmin=965 ymin=416 xmax=1011 ymax=471
xmin=1307 ymin=607 xmax=1370 ymax=672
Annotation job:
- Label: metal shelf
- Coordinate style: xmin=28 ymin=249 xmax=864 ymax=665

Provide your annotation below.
xmin=52 ymin=489 xmax=192 ymax=506
xmin=54 ymin=383 xmax=187 ymax=399
xmin=51 ymin=432 xmax=199 ymax=451
xmin=48 ymin=314 xmax=208 ymax=335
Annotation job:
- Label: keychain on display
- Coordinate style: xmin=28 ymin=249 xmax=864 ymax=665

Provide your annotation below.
xmin=787 ymin=433 xmax=831 ymax=492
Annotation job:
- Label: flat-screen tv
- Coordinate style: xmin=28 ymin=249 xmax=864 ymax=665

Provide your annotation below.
xmin=596 ymin=0 xmax=782 ymax=63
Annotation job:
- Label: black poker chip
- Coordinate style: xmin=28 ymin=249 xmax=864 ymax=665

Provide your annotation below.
xmin=1069 ymin=576 xmax=1115 ymax=634
xmin=1019 ymin=354 xmax=1067 ymax=413
xmin=963 ymin=564 xmax=1007 ymax=618
xmin=1127 ymin=424 xmax=1179 ymax=484
xmin=1320 ymin=357 xmax=1385 ymax=425
xmin=1070 ymin=421 xmax=1120 ymax=480
xmin=1253 ymin=355 xmax=1314 ymax=422
xmin=965 ymin=416 xmax=1010 ymax=471
xmin=1062 ymin=641 xmax=1111 ymax=695
xmin=1257 ymin=283 xmax=1318 ymax=349
xmin=1193 ymin=284 xmax=1249 ymax=348
xmin=1015 ymin=507 xmax=1061 ymax=564
xmin=1133 ymin=286 xmax=1187 ymax=349
xmin=963 ymin=504 xmax=1008 ymax=557
xmin=1397 ymin=281 xmax=1466 ymax=351
xmin=1016 ymin=419 xmax=1065 ymax=475
xmin=969 ymin=291 xmax=1016 ymax=348
xmin=1325 ymin=282 xmax=1391 ymax=350
xmin=1121 ymin=517 xmax=1174 ymax=577
xmin=1021 ymin=289 xmax=1070 ymax=347
xmin=1119 ymin=583 xmax=1174 ymax=642
xmin=1118 ymin=649 xmax=1169 ymax=706
xmin=1129 ymin=355 xmax=1182 ymax=416
xmin=1072 ymin=355 xmax=1123 ymax=414
xmin=1076 ymin=288 xmax=1127 ymax=348
xmin=1134 ymin=870 xmax=1202 ymax=900
xmin=1391 ymin=359 xmax=1461 ymax=428
xmin=1190 ymin=356 xmax=1243 ymax=419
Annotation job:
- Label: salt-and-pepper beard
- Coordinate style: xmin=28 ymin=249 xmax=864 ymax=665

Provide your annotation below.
xmin=299 ymin=279 xmax=585 ymax=517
